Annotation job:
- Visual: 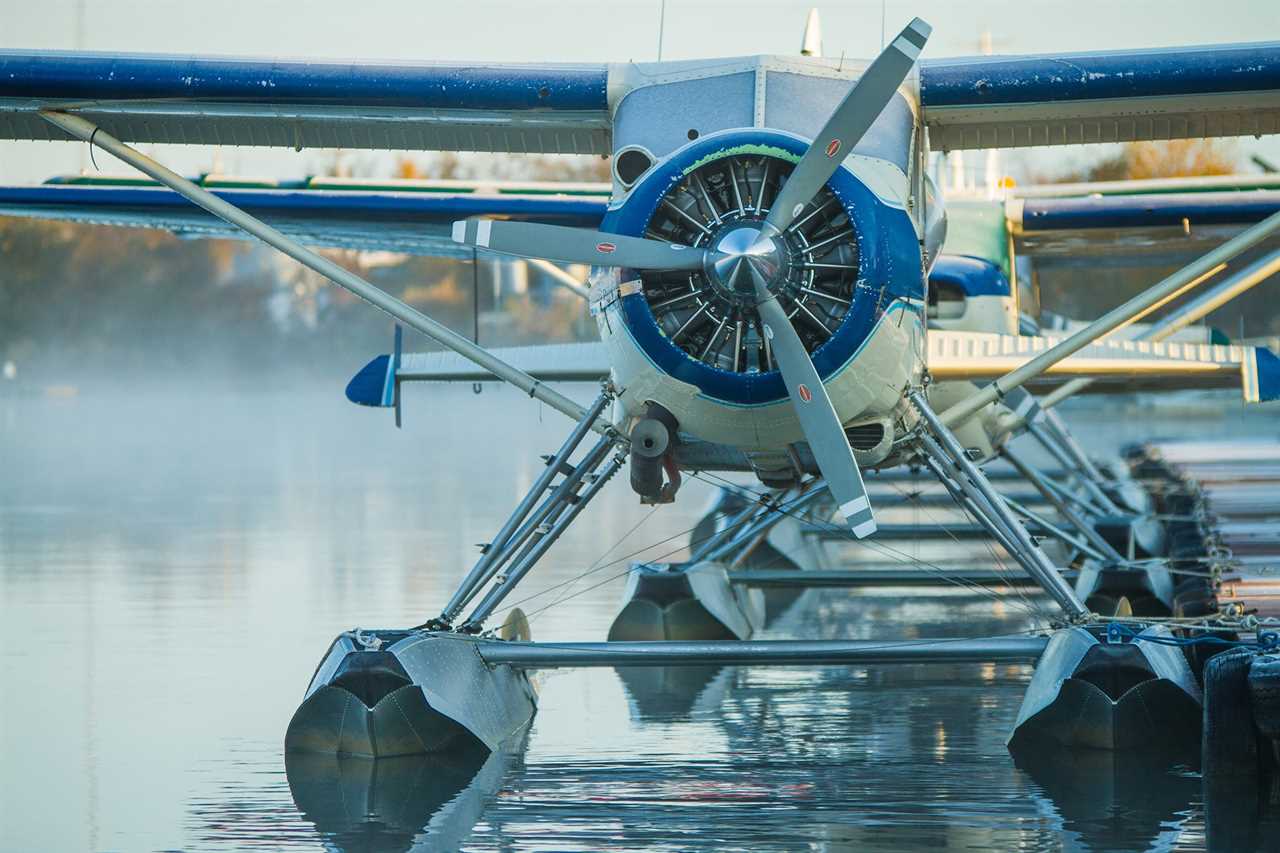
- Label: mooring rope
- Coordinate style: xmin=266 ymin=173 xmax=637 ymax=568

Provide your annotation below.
xmin=1101 ymin=620 xmax=1279 ymax=650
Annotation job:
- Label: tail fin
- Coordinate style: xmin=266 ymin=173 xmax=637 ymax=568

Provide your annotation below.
xmin=1243 ymin=346 xmax=1280 ymax=403
xmin=344 ymin=325 xmax=404 ymax=427
xmin=345 ymin=354 xmax=395 ymax=407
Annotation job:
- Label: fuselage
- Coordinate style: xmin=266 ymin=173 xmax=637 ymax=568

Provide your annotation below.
xmin=586 ymin=55 xmax=942 ymax=479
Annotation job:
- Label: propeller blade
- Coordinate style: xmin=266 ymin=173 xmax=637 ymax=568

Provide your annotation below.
xmin=763 ymin=17 xmax=931 ymax=235
xmin=754 ymin=283 xmax=876 ymax=538
xmin=452 ymin=220 xmax=705 ymax=271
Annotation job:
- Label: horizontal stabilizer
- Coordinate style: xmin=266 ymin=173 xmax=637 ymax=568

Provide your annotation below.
xmin=929 ymin=330 xmax=1279 ymax=402
xmin=399 ymin=342 xmax=608 ymax=382
xmin=346 ymin=342 xmax=608 ymax=402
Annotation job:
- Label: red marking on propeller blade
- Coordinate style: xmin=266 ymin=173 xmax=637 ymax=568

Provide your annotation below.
xmin=596 ymin=242 xmax=617 ymax=254
xmin=798 ymin=384 xmax=813 ymax=402
xmin=825 ymin=139 xmax=842 ymax=158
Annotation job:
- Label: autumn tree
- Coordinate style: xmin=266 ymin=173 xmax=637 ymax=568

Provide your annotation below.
xmin=1052 ymin=139 xmax=1240 ymax=183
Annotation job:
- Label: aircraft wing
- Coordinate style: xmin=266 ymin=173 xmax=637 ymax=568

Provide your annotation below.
xmin=0 ymin=51 xmax=610 ymax=154
xmin=1 ymin=41 xmax=1278 ymax=156
xmin=1008 ymin=189 xmax=1280 ymax=268
xmin=920 ymin=42 xmax=1280 ymax=152
xmin=346 ymin=342 xmax=610 ymax=407
xmin=0 ymin=182 xmax=606 ymax=257
xmin=927 ymin=330 xmax=1280 ymax=402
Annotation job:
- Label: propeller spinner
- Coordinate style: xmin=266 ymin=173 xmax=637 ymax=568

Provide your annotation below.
xmin=451 ymin=17 xmax=932 ymax=537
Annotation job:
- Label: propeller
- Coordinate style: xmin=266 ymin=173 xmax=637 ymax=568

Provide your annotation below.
xmin=451 ymin=219 xmax=704 ymax=270
xmin=748 ymin=17 xmax=928 ymax=536
xmin=448 ymin=17 xmax=931 ymax=538
xmin=762 ymin=17 xmax=931 ymax=235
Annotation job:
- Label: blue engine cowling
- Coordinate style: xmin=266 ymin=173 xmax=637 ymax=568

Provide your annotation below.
xmin=597 ymin=128 xmax=924 ymax=408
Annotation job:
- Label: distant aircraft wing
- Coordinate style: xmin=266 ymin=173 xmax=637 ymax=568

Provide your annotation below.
xmin=346 ymin=342 xmax=609 ymax=407
xmin=920 ymin=41 xmax=1280 ymax=151
xmin=1008 ymin=189 xmax=1280 ymax=269
xmin=927 ymin=330 xmax=1280 ymax=403
xmin=19 ymin=182 xmax=1262 ymax=265
xmin=0 ymin=183 xmax=606 ymax=257
xmin=0 ymin=51 xmax=610 ymax=154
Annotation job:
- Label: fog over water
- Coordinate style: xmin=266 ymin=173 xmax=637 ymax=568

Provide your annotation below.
xmin=2 ymin=378 xmax=1277 ymax=851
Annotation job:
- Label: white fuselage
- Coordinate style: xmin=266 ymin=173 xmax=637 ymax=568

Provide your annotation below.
xmin=596 ymin=151 xmax=930 ymax=457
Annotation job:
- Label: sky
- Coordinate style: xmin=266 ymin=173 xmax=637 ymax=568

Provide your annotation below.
xmin=1 ymin=0 xmax=1278 ymax=183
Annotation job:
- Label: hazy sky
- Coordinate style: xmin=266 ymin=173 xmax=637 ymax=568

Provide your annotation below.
xmin=1 ymin=0 xmax=1278 ymax=182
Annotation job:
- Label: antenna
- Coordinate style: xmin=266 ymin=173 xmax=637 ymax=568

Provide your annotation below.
xmin=800 ymin=8 xmax=823 ymax=57
xmin=880 ymin=0 xmax=886 ymax=49
xmin=657 ymin=0 xmax=667 ymax=61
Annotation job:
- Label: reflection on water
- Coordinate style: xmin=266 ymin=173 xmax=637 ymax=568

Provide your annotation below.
xmin=1012 ymin=742 xmax=1202 ymax=852
xmin=286 ymin=738 xmax=519 ymax=853
xmin=2 ymin=387 xmax=1277 ymax=851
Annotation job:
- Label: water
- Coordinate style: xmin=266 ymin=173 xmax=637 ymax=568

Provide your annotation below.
xmin=1 ymin=385 xmax=1275 ymax=852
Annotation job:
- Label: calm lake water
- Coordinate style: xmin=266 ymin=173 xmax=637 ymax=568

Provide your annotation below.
xmin=1 ymin=384 xmax=1276 ymax=852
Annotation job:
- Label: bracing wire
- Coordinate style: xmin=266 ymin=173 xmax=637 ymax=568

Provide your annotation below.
xmin=482 ymin=457 xmax=1085 ymax=630
xmin=526 ymin=505 xmax=662 ymax=630
xmin=484 ymin=481 xmax=930 ymax=626
xmin=880 ymin=477 xmax=1052 ymax=623
xmin=690 ymin=471 xmax=1054 ymax=623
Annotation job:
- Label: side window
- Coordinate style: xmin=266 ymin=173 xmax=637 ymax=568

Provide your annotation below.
xmin=927 ymin=281 xmax=966 ymax=321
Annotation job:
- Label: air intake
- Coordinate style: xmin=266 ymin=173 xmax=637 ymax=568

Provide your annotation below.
xmin=845 ymin=422 xmax=885 ymax=451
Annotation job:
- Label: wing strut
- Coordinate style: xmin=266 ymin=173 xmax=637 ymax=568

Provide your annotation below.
xmin=38 ymin=109 xmax=616 ymax=440
xmin=1038 ymin=248 xmax=1280 ymax=411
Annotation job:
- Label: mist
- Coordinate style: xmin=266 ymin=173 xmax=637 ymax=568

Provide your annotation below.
xmin=0 ymin=217 xmax=596 ymax=394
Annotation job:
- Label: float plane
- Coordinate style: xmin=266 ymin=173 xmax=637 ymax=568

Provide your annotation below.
xmin=1 ymin=14 xmax=1279 ymax=759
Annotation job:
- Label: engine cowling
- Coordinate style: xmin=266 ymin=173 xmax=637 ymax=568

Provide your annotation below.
xmin=593 ymin=129 xmax=925 ymax=429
